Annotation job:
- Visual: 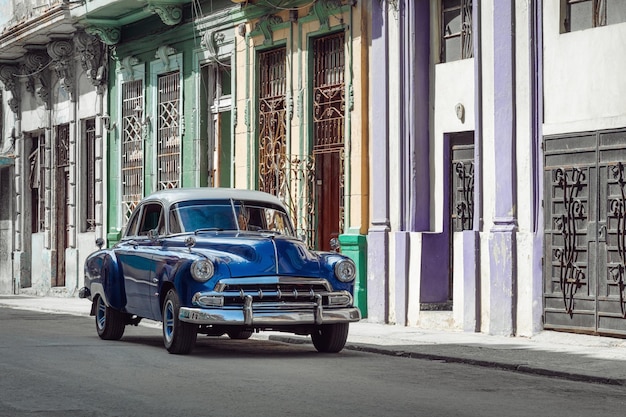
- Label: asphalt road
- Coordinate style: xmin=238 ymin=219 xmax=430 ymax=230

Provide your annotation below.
xmin=2 ymin=307 xmax=626 ymax=417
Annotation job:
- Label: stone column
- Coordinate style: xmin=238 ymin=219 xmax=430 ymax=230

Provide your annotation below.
xmin=488 ymin=0 xmax=518 ymax=336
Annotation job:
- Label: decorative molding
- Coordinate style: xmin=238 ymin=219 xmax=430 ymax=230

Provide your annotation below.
xmin=253 ymin=14 xmax=283 ymax=45
xmin=85 ymin=25 xmax=121 ymax=46
xmin=201 ymin=30 xmax=225 ymax=62
xmin=155 ymin=45 xmax=177 ymax=70
xmin=0 ymin=65 xmax=20 ymax=114
xmin=74 ymin=31 xmax=106 ymax=91
xmin=21 ymin=51 xmax=50 ymax=107
xmin=147 ymin=3 xmax=182 ymax=26
xmin=310 ymin=0 xmax=343 ymax=29
xmin=47 ymin=39 xmax=75 ymax=101
xmin=120 ymin=56 xmax=140 ymax=81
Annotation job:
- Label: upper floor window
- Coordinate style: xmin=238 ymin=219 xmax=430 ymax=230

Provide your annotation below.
xmin=156 ymin=71 xmax=181 ymax=190
xmin=564 ymin=0 xmax=626 ymax=32
xmin=441 ymin=0 xmax=473 ymax=63
xmin=258 ymin=47 xmax=287 ymax=196
xmin=121 ymin=79 xmax=144 ymax=224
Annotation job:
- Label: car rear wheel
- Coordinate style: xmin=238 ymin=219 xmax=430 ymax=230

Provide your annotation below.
xmin=95 ymin=295 xmax=125 ymax=340
xmin=162 ymin=289 xmax=197 ymax=354
xmin=227 ymin=329 xmax=253 ymax=340
xmin=311 ymin=323 xmax=349 ymax=353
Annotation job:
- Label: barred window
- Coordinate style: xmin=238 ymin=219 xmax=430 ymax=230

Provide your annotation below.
xmin=258 ymin=48 xmax=287 ymax=196
xmin=121 ymin=79 xmax=144 ymax=224
xmin=441 ymin=0 xmax=473 ymax=62
xmin=84 ymin=118 xmax=96 ymax=232
xmin=564 ymin=0 xmax=626 ymax=32
xmin=157 ymin=71 xmax=181 ymax=190
xmin=29 ymin=133 xmax=45 ymax=233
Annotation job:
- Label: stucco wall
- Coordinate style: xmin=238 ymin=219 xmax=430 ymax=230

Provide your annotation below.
xmin=433 ymin=59 xmax=475 ymax=232
xmin=543 ymin=3 xmax=626 ymax=135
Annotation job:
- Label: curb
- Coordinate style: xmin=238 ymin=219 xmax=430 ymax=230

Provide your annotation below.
xmin=267 ymin=335 xmax=626 ymax=387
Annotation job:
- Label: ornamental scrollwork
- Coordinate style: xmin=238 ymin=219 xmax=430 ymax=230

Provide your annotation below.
xmin=454 ymin=161 xmax=474 ymax=231
xmin=0 ymin=65 xmax=20 ymax=114
xmin=552 ymin=167 xmax=587 ymax=317
xmin=74 ymin=31 xmax=106 ymax=90
xmin=147 ymin=3 xmax=182 ymax=26
xmin=608 ymin=162 xmax=626 ymax=318
xmin=47 ymin=39 xmax=75 ymax=101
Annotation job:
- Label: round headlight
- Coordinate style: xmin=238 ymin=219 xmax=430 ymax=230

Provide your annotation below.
xmin=191 ymin=259 xmax=215 ymax=282
xmin=334 ymin=259 xmax=356 ymax=283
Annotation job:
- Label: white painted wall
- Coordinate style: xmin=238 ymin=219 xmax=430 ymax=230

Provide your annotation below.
xmin=543 ymin=3 xmax=626 ymax=135
xmin=433 ymin=59 xmax=475 ymax=232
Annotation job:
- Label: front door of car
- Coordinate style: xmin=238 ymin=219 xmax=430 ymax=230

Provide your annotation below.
xmin=116 ymin=203 xmax=165 ymax=319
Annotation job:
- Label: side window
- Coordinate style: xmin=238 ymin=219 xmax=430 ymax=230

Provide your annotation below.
xmin=138 ymin=203 xmax=164 ymax=236
xmin=169 ymin=208 xmax=182 ymax=234
xmin=125 ymin=207 xmax=142 ymax=237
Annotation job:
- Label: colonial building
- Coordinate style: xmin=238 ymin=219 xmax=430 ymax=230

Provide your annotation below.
xmin=369 ymin=0 xmax=626 ymax=338
xmin=0 ymin=1 xmax=107 ymax=295
xmin=231 ymin=0 xmax=369 ymax=313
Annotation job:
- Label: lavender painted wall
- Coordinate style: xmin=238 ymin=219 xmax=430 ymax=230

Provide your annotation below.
xmin=489 ymin=0 xmax=517 ymax=336
xmin=367 ymin=0 xmax=390 ymax=323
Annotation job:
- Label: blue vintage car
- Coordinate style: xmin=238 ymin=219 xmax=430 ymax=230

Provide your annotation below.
xmin=80 ymin=188 xmax=361 ymax=354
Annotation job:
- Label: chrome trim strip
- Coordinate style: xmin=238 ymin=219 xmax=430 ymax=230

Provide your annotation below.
xmin=213 ymin=277 xmax=332 ymax=292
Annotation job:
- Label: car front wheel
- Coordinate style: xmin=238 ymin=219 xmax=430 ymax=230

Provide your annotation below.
xmin=95 ymin=295 xmax=125 ymax=340
xmin=162 ymin=289 xmax=197 ymax=354
xmin=311 ymin=323 xmax=349 ymax=353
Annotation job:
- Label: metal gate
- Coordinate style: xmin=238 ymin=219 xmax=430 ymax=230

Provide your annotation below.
xmin=544 ymin=129 xmax=626 ymax=335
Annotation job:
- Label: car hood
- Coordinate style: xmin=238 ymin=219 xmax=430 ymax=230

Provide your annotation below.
xmin=188 ymin=233 xmax=321 ymax=278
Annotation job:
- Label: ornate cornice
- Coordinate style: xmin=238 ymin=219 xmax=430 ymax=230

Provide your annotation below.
xmin=0 ymin=65 xmax=20 ymax=114
xmin=147 ymin=3 xmax=182 ymax=26
xmin=85 ymin=25 xmax=121 ymax=46
xmin=74 ymin=31 xmax=106 ymax=91
xmin=47 ymin=39 xmax=75 ymax=101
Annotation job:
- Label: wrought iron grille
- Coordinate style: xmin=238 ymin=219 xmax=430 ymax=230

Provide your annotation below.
xmin=121 ymin=80 xmax=144 ymax=223
xmin=441 ymin=0 xmax=473 ymax=62
xmin=451 ymin=140 xmax=474 ymax=231
xmin=84 ymin=118 xmax=96 ymax=232
xmin=552 ymin=167 xmax=588 ymax=317
xmin=258 ymin=48 xmax=287 ymax=197
xmin=313 ymin=32 xmax=345 ymax=153
xmin=608 ymin=162 xmax=626 ymax=317
xmin=56 ymin=124 xmax=70 ymax=168
xmin=157 ymin=71 xmax=181 ymax=190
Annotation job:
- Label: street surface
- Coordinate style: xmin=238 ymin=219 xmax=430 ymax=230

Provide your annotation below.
xmin=1 ymin=307 xmax=626 ymax=417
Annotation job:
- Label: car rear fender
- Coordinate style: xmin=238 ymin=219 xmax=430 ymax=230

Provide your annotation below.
xmin=94 ymin=251 xmax=127 ymax=311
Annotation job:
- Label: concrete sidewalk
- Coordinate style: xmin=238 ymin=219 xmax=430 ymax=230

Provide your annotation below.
xmin=2 ymin=294 xmax=626 ymax=385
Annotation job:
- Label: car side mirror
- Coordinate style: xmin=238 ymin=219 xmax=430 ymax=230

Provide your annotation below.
xmin=95 ymin=237 xmax=104 ymax=249
xmin=147 ymin=229 xmax=159 ymax=240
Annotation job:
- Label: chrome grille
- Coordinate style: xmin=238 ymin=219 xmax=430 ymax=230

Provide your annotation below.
xmin=214 ymin=278 xmax=331 ymax=305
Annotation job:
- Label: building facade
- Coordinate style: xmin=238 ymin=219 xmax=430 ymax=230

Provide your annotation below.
xmin=368 ymin=0 xmax=626 ymax=337
xmin=231 ymin=0 xmax=370 ymax=313
xmin=0 ymin=1 xmax=107 ymax=296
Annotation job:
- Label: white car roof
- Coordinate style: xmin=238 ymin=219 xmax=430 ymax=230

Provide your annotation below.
xmin=141 ymin=187 xmax=287 ymax=209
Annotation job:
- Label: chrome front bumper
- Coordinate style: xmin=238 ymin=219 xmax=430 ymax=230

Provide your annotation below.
xmin=179 ymin=294 xmax=361 ymax=326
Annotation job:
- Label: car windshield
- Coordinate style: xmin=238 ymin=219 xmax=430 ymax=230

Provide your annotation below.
xmin=169 ymin=199 xmax=296 ymax=237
